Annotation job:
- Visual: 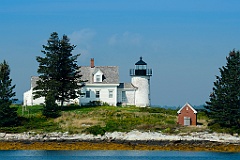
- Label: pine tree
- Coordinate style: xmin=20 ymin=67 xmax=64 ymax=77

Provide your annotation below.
xmin=34 ymin=32 xmax=83 ymax=111
xmin=42 ymin=91 xmax=59 ymax=118
xmin=205 ymin=50 xmax=240 ymax=130
xmin=0 ymin=60 xmax=18 ymax=127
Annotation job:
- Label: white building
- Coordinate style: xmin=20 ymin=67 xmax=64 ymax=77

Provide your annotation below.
xmin=23 ymin=57 xmax=152 ymax=107
xmin=129 ymin=57 xmax=152 ymax=107
xmin=23 ymin=76 xmax=45 ymax=106
xmin=23 ymin=76 xmax=79 ymax=106
xmin=79 ymin=58 xmax=119 ymax=106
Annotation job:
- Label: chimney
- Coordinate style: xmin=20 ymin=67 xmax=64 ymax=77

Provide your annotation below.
xmin=90 ymin=58 xmax=95 ymax=68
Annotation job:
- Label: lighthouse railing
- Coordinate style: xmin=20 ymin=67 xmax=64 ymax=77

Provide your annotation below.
xmin=130 ymin=69 xmax=152 ymax=76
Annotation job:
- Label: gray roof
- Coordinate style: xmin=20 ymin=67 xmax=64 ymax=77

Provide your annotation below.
xmin=80 ymin=66 xmax=119 ymax=84
xmin=29 ymin=66 xmax=119 ymax=89
xmin=31 ymin=76 xmax=40 ymax=89
xmin=118 ymin=83 xmax=137 ymax=89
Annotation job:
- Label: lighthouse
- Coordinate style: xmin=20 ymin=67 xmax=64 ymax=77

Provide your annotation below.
xmin=130 ymin=57 xmax=152 ymax=107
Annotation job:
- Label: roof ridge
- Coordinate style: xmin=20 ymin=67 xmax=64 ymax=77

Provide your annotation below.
xmin=177 ymin=102 xmax=197 ymax=114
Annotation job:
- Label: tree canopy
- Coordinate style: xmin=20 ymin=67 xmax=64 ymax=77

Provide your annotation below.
xmin=34 ymin=32 xmax=84 ymax=110
xmin=205 ymin=50 xmax=240 ymax=132
xmin=0 ymin=60 xmax=18 ymax=127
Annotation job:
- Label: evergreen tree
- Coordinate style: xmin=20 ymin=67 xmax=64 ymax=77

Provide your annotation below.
xmin=0 ymin=60 xmax=18 ymax=127
xmin=42 ymin=91 xmax=59 ymax=118
xmin=34 ymin=32 xmax=83 ymax=110
xmin=205 ymin=50 xmax=240 ymax=130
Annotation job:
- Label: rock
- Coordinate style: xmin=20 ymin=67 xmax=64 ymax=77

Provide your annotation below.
xmin=0 ymin=133 xmax=6 ymax=138
xmin=0 ymin=130 xmax=239 ymax=144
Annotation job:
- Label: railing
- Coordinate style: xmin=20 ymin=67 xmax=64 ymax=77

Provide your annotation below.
xmin=130 ymin=68 xmax=152 ymax=76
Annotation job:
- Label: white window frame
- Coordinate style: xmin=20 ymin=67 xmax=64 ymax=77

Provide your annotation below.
xmin=93 ymin=70 xmax=103 ymax=83
xmin=96 ymin=90 xmax=100 ymax=98
xmin=122 ymin=91 xmax=126 ymax=102
xmin=96 ymin=75 xmax=101 ymax=82
xmin=109 ymin=90 xmax=113 ymax=98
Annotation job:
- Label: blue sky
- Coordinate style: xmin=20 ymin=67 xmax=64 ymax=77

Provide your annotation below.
xmin=1 ymin=0 xmax=240 ymax=106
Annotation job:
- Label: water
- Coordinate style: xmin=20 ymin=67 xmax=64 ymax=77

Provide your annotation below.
xmin=0 ymin=150 xmax=239 ymax=160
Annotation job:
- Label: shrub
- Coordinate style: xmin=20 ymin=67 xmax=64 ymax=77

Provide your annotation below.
xmin=0 ymin=102 xmax=19 ymax=127
xmin=84 ymin=125 xmax=106 ymax=136
xmin=105 ymin=121 xmax=120 ymax=132
xmin=208 ymin=122 xmax=240 ymax=134
xmin=42 ymin=94 xmax=60 ymax=118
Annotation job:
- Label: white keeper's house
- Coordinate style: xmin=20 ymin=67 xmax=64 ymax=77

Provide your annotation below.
xmin=23 ymin=57 xmax=152 ymax=107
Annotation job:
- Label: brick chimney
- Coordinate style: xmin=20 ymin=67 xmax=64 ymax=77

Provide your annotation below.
xmin=90 ymin=58 xmax=95 ymax=68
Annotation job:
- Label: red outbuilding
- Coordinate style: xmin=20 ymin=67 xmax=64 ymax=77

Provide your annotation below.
xmin=177 ymin=103 xmax=197 ymax=126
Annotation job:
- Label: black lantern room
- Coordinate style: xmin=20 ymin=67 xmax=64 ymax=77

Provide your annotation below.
xmin=130 ymin=57 xmax=152 ymax=76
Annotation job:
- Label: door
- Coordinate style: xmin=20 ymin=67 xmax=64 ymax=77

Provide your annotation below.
xmin=184 ymin=117 xmax=191 ymax=126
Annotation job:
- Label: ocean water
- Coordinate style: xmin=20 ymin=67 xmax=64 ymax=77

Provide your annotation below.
xmin=0 ymin=150 xmax=239 ymax=160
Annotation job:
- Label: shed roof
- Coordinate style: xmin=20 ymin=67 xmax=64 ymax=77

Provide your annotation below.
xmin=177 ymin=102 xmax=197 ymax=114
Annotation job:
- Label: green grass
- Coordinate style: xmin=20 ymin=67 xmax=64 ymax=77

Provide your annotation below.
xmin=1 ymin=104 xmax=211 ymax=134
xmin=13 ymin=105 xmax=43 ymax=117
xmin=79 ymin=106 xmax=179 ymax=134
xmin=0 ymin=105 xmax=61 ymax=133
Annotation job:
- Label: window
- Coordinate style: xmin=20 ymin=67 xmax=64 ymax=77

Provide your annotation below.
xmin=86 ymin=91 xmax=90 ymax=98
xmin=122 ymin=91 xmax=126 ymax=102
xmin=93 ymin=69 xmax=103 ymax=82
xmin=96 ymin=91 xmax=100 ymax=98
xmin=109 ymin=90 xmax=113 ymax=98
xmin=96 ymin=75 xmax=101 ymax=82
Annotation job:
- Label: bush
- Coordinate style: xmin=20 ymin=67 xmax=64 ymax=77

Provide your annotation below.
xmin=84 ymin=125 xmax=106 ymax=136
xmin=209 ymin=122 xmax=240 ymax=134
xmin=85 ymin=101 xmax=102 ymax=106
xmin=105 ymin=121 xmax=120 ymax=132
xmin=116 ymin=102 xmax=122 ymax=106
xmin=42 ymin=94 xmax=60 ymax=118
xmin=0 ymin=102 xmax=19 ymax=127
xmin=84 ymin=101 xmax=110 ymax=107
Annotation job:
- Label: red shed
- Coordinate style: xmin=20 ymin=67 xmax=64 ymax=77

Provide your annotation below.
xmin=177 ymin=103 xmax=197 ymax=126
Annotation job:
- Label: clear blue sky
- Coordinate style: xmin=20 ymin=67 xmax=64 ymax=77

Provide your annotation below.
xmin=1 ymin=0 xmax=240 ymax=106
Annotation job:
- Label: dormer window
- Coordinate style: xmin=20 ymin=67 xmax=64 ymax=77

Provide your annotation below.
xmin=93 ymin=69 xmax=103 ymax=83
xmin=96 ymin=75 xmax=101 ymax=82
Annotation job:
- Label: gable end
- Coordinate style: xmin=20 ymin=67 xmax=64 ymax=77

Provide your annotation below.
xmin=177 ymin=103 xmax=197 ymax=114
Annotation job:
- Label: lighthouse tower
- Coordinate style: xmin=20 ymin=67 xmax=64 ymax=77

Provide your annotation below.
xmin=130 ymin=57 xmax=152 ymax=107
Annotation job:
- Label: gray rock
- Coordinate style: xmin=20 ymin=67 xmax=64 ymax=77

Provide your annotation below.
xmin=0 ymin=133 xmax=6 ymax=138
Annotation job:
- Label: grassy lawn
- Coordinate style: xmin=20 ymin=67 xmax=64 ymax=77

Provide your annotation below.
xmin=0 ymin=105 xmax=208 ymax=134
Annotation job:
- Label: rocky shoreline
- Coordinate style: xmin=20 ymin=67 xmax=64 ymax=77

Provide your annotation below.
xmin=0 ymin=130 xmax=239 ymax=151
xmin=0 ymin=130 xmax=239 ymax=143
